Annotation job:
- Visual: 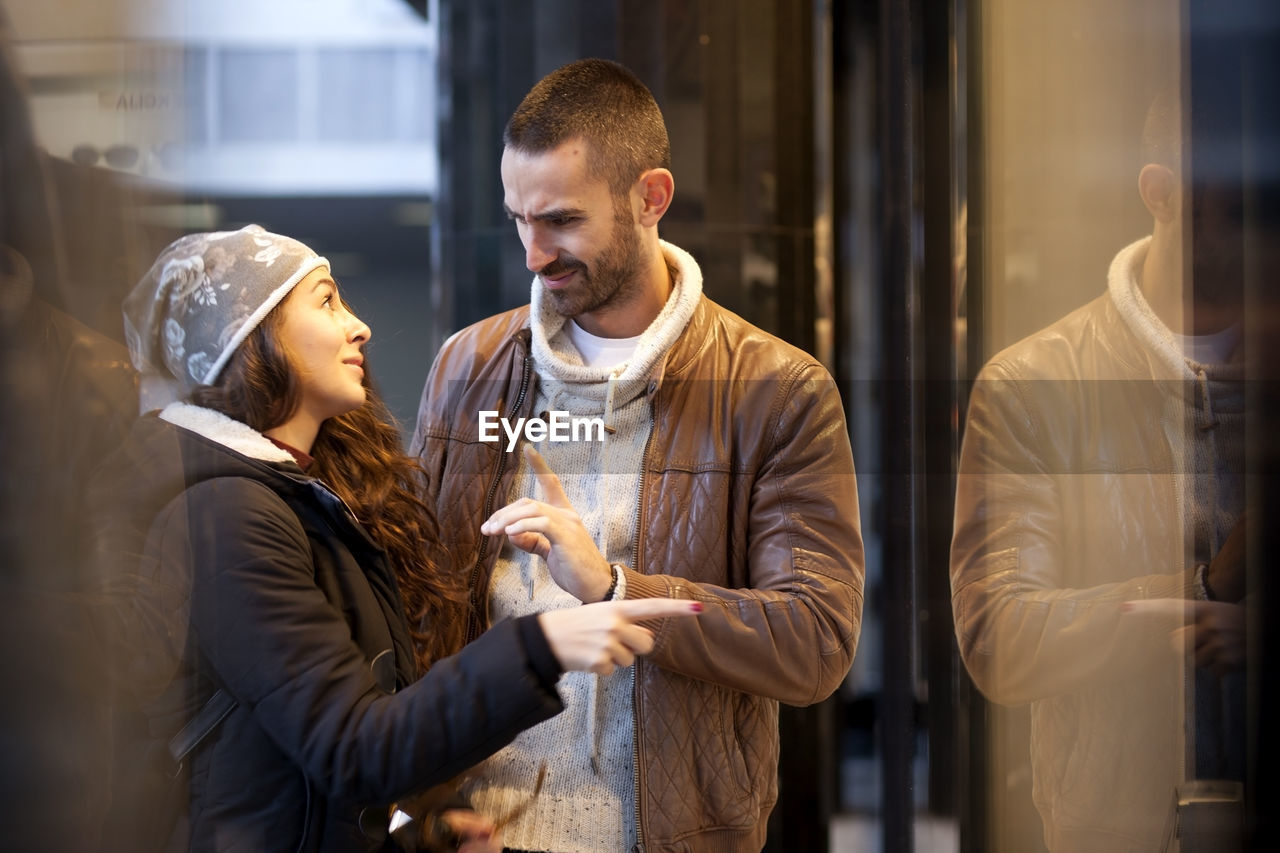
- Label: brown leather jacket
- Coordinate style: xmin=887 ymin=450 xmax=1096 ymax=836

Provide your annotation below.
xmin=412 ymin=295 xmax=864 ymax=852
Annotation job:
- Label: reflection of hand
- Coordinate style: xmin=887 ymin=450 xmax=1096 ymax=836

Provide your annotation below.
xmin=1207 ymin=513 xmax=1247 ymax=603
xmin=1174 ymin=601 xmax=1246 ymax=678
xmin=480 ymin=446 xmax=613 ymax=602
xmin=1122 ymin=599 xmax=1246 ymax=678
xmin=538 ymin=598 xmax=703 ymax=676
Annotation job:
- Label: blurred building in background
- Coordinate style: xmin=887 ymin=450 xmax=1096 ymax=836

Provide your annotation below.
xmin=9 ymin=0 xmax=443 ymax=426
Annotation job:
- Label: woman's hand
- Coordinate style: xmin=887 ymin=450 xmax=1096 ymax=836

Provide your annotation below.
xmin=440 ymin=808 xmax=501 ymax=853
xmin=538 ymin=598 xmax=703 ymax=675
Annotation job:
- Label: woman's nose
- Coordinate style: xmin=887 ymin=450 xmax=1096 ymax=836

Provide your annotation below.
xmin=348 ymin=311 xmax=371 ymax=343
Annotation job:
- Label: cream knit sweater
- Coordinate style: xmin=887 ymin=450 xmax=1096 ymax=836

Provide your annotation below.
xmin=461 ymin=242 xmax=703 ymax=853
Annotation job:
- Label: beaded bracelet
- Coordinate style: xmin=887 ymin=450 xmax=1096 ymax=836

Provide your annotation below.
xmin=1194 ymin=562 xmax=1216 ymax=601
xmin=601 ymin=564 xmax=621 ymax=602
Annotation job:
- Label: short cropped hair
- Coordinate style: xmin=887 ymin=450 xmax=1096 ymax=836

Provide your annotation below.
xmin=503 ymin=58 xmax=671 ymax=195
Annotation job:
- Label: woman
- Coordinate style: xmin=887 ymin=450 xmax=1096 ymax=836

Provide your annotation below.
xmin=92 ymin=225 xmax=697 ymax=853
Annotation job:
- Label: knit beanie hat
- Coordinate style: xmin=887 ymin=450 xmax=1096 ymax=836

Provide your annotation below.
xmin=123 ymin=224 xmax=328 ymax=412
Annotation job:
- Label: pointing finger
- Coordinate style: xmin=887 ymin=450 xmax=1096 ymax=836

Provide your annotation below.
xmin=524 ymin=445 xmax=571 ymax=508
xmin=1120 ymin=598 xmax=1194 ymax=621
xmin=612 ymin=598 xmax=705 ymax=622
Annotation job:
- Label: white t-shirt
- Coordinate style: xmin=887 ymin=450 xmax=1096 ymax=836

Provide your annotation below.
xmin=1173 ymin=322 xmax=1241 ymax=366
xmin=564 ymin=320 xmax=642 ymax=369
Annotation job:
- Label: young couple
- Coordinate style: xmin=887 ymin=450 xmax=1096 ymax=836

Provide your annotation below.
xmin=100 ymin=58 xmax=862 ymax=853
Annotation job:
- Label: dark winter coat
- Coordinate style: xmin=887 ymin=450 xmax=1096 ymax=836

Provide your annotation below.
xmin=91 ymin=403 xmax=563 ymax=853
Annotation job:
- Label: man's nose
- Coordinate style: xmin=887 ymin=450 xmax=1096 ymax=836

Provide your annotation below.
xmin=524 ymin=230 xmax=556 ymax=273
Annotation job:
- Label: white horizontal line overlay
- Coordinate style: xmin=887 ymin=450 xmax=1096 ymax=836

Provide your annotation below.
xmin=478 ymin=410 xmax=607 ymax=452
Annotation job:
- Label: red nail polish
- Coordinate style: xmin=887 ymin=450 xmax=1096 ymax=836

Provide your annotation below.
xmin=690 ymin=602 xmax=703 ymax=612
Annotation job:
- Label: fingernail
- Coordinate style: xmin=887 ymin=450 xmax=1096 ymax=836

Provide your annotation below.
xmin=690 ymin=602 xmax=703 ymax=613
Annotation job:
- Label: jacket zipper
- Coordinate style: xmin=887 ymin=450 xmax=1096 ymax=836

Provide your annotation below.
xmin=465 ymin=345 xmax=534 ymax=642
xmin=630 ymin=400 xmax=657 ymax=852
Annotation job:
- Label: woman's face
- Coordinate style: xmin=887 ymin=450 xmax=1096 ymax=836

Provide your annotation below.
xmin=276 ymin=266 xmax=372 ymax=428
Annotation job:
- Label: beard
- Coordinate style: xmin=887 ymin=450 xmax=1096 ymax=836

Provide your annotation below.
xmin=538 ymin=202 xmax=646 ymax=320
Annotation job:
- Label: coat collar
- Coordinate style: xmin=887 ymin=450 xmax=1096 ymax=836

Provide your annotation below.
xmin=159 ymin=402 xmax=296 ymax=464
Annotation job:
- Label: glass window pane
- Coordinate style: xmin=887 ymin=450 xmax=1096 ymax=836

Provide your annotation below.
xmin=317 ymin=49 xmax=396 ymax=142
xmin=218 ymin=49 xmax=298 ymax=143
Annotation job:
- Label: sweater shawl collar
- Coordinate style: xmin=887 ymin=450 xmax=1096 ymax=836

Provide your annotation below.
xmin=529 ymin=240 xmax=703 ymax=405
xmin=1107 ymin=236 xmax=1244 ymax=381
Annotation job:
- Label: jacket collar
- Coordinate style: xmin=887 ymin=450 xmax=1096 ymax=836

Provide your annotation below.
xmin=159 ymin=402 xmax=296 ymax=464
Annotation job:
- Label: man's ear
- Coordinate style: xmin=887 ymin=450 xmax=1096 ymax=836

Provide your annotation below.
xmin=635 ymin=168 xmax=675 ymax=226
xmin=1138 ymin=163 xmax=1178 ymax=224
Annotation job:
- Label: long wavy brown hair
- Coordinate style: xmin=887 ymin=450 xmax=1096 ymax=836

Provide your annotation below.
xmin=190 ymin=301 xmax=467 ymax=671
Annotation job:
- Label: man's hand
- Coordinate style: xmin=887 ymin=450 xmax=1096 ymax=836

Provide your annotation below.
xmin=480 ymin=446 xmax=614 ymax=602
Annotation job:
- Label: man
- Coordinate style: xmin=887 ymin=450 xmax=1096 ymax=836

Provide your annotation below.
xmin=949 ymin=90 xmax=1247 ymax=852
xmin=412 ymin=58 xmax=863 ymax=852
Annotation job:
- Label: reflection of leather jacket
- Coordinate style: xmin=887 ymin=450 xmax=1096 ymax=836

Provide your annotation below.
xmin=950 ymin=239 xmax=1244 ymax=851
xmin=413 ymin=296 xmax=864 ymax=851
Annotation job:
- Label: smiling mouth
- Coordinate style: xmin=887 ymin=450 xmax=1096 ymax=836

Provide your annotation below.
xmin=542 ymin=271 xmax=575 ymax=289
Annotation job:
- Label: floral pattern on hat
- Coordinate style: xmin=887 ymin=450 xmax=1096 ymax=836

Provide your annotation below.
xmin=123 ymin=224 xmax=328 ymax=413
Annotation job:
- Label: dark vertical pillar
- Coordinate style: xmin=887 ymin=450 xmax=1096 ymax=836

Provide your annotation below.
xmin=877 ymin=0 xmax=919 ymax=849
xmin=774 ymin=0 xmax=817 ymax=357
xmin=1247 ymin=7 xmax=1280 ymax=844
xmin=434 ymin=0 xmax=623 ymax=339
xmin=1186 ymin=1 xmax=1248 ymax=812
xmin=434 ymin=0 xmax=505 ymax=335
xmin=1185 ymin=2 xmax=1280 ymax=847
xmin=959 ymin=0 xmax=989 ymax=848
xmin=920 ymin=0 xmax=959 ymax=824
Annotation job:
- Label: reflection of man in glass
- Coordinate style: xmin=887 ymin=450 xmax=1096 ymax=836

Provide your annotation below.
xmin=950 ymin=90 xmax=1246 ymax=852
